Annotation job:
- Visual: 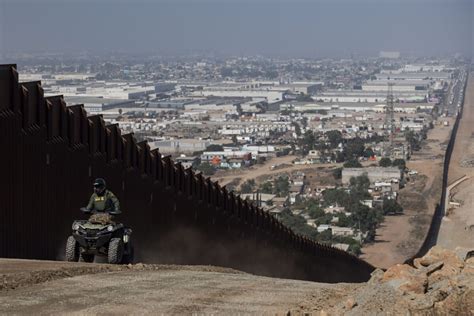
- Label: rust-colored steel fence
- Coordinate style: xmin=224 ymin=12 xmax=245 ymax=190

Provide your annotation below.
xmin=0 ymin=64 xmax=374 ymax=282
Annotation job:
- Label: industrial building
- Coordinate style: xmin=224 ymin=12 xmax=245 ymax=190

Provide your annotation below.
xmin=64 ymin=96 xmax=136 ymax=113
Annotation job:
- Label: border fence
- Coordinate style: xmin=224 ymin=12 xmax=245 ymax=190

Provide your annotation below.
xmin=0 ymin=64 xmax=374 ymax=282
xmin=405 ymin=72 xmax=468 ymax=264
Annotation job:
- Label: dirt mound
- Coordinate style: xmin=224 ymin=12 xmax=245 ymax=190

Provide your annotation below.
xmin=1 ymin=247 xmax=472 ymax=314
xmin=0 ymin=259 xmax=243 ymax=291
xmin=1 ymin=264 xmax=123 ymax=291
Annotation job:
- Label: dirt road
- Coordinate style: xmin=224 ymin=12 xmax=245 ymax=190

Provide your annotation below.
xmin=212 ymin=155 xmax=374 ymax=188
xmin=438 ymin=73 xmax=474 ymax=249
xmin=361 ymin=116 xmax=454 ymax=268
xmin=0 ymin=259 xmax=359 ymax=314
xmin=212 ymin=155 xmax=307 ymax=187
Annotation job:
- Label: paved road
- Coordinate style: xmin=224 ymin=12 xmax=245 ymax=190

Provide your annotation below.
xmin=444 ymin=175 xmax=469 ymax=214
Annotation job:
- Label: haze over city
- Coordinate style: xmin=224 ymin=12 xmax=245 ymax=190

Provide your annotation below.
xmin=0 ymin=0 xmax=473 ymax=58
xmin=0 ymin=0 xmax=474 ymax=314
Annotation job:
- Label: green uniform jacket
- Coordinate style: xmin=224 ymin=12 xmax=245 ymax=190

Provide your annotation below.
xmin=86 ymin=190 xmax=121 ymax=214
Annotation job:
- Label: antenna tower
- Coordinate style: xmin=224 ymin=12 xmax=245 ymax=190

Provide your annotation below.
xmin=384 ymin=82 xmax=395 ymax=157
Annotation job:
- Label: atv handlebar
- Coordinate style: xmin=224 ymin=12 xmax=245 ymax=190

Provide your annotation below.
xmin=80 ymin=207 xmax=92 ymax=213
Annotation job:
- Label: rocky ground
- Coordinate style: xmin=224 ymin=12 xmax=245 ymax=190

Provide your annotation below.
xmin=326 ymin=246 xmax=474 ymax=316
xmin=1 ymin=246 xmax=473 ymax=315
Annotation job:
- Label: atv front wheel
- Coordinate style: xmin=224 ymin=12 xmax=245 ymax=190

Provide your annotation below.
xmin=108 ymin=238 xmax=124 ymax=264
xmin=65 ymin=236 xmax=79 ymax=262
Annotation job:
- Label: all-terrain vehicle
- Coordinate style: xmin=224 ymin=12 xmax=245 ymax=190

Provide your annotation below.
xmin=65 ymin=209 xmax=134 ymax=264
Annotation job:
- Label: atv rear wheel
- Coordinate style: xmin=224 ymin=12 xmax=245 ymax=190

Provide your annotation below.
xmin=108 ymin=238 xmax=124 ymax=264
xmin=65 ymin=236 xmax=79 ymax=262
xmin=79 ymin=253 xmax=95 ymax=263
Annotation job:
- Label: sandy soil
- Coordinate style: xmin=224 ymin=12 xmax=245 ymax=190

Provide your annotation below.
xmin=0 ymin=259 xmax=359 ymax=315
xmin=438 ymin=73 xmax=474 ymax=250
xmin=360 ymin=215 xmax=412 ymax=269
xmin=361 ymin=117 xmax=454 ymax=268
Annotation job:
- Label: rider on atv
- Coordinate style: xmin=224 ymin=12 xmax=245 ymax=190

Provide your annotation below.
xmin=85 ymin=178 xmax=121 ymax=215
xmin=66 ymin=178 xmax=132 ymax=264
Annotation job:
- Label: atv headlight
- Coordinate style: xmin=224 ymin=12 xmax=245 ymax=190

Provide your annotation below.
xmin=73 ymin=224 xmax=80 ymax=231
xmin=107 ymin=225 xmax=114 ymax=232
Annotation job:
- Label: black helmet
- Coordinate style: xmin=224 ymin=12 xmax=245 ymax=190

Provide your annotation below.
xmin=93 ymin=178 xmax=106 ymax=188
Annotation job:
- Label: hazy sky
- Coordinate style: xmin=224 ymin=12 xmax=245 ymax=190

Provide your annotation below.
xmin=0 ymin=0 xmax=472 ymax=58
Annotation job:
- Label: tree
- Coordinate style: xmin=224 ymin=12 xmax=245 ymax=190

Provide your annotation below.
xmin=278 ymin=209 xmax=319 ymax=240
xmin=350 ymin=204 xmax=378 ymax=233
xmin=383 ymin=198 xmax=403 ymax=215
xmin=363 ymin=147 xmax=375 ymax=158
xmin=326 ymin=130 xmax=343 ymax=149
xmin=392 ymin=159 xmax=406 ymax=170
xmin=291 ymin=122 xmax=301 ymax=136
xmin=196 ymin=162 xmax=215 ymax=176
xmin=379 ymin=157 xmax=392 ymax=167
xmin=301 ymin=130 xmax=316 ymax=151
xmin=274 ymin=176 xmax=289 ymax=197
xmin=317 ymin=228 xmax=332 ymax=241
xmin=349 ymin=175 xmax=371 ymax=198
xmin=206 ymin=144 xmax=224 ymax=151
xmin=315 ymin=142 xmax=328 ymax=153
xmin=405 ymin=130 xmax=421 ymax=151
xmin=265 ymin=70 xmax=279 ymax=79
xmin=344 ymin=137 xmax=365 ymax=159
xmin=240 ymin=179 xmax=256 ymax=193
xmin=348 ymin=243 xmax=362 ymax=256
xmin=335 ymin=212 xmax=354 ymax=227
xmin=335 ymin=151 xmax=345 ymax=163
xmin=343 ymin=159 xmax=362 ymax=168
xmin=259 ymin=181 xmax=273 ymax=194
xmin=322 ymin=188 xmax=350 ymax=208
xmin=301 ymin=117 xmax=308 ymax=128
xmin=307 ymin=199 xmax=325 ymax=219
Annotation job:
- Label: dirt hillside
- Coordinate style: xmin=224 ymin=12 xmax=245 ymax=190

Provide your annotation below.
xmin=1 ymin=247 xmax=473 ymax=315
